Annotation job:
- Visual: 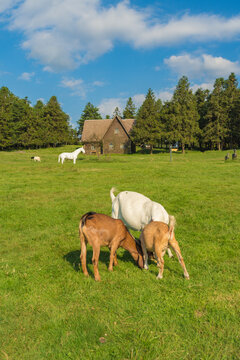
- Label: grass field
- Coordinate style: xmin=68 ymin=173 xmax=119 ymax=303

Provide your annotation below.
xmin=0 ymin=147 xmax=240 ymax=360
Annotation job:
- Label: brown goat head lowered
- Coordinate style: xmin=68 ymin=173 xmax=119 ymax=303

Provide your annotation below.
xmin=79 ymin=212 xmax=144 ymax=281
xmin=140 ymin=216 xmax=189 ymax=280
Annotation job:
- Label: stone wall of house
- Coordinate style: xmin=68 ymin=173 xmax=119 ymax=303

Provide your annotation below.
xmin=83 ymin=142 xmax=102 ymax=155
xmin=102 ymin=118 xmax=132 ymax=154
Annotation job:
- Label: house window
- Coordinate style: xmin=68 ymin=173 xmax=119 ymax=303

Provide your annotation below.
xmin=91 ymin=145 xmax=95 ymax=150
xmin=109 ymin=143 xmax=114 ymax=150
xmin=120 ymin=144 xmax=124 ymax=149
xmin=114 ymin=128 xmax=119 ymax=134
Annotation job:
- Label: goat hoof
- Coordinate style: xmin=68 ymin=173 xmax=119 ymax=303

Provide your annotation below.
xmin=156 ymin=274 xmax=163 ymax=280
xmin=144 ymin=265 xmax=149 ymax=270
xmin=95 ymin=276 xmax=101 ymax=281
xmin=185 ymin=274 xmax=190 ymax=280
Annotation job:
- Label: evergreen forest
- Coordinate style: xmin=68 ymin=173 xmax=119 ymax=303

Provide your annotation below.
xmin=1 ymin=73 xmax=240 ymax=151
xmin=0 ymin=87 xmax=78 ymax=150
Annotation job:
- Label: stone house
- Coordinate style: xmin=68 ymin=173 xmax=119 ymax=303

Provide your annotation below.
xmin=81 ymin=115 xmax=136 ymax=154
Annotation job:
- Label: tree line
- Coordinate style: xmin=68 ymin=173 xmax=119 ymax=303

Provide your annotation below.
xmin=1 ymin=73 xmax=240 ymax=151
xmin=78 ymin=73 xmax=240 ymax=153
xmin=0 ymin=87 xmax=78 ymax=150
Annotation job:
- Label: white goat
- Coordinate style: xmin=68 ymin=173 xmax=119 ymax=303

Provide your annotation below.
xmin=110 ymin=188 xmax=173 ymax=258
xmin=31 ymin=156 xmax=41 ymax=162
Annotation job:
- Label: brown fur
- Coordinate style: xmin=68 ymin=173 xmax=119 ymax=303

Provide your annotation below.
xmin=79 ymin=212 xmax=144 ymax=281
xmin=140 ymin=218 xmax=189 ymax=280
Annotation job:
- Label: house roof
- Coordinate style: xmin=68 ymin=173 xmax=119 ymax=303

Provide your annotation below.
xmin=81 ymin=116 xmax=135 ymax=142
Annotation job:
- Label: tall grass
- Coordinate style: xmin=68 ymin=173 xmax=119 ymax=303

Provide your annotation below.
xmin=0 ymin=147 xmax=240 ymax=360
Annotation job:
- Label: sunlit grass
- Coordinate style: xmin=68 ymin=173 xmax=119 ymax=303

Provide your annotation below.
xmin=0 ymin=147 xmax=240 ymax=359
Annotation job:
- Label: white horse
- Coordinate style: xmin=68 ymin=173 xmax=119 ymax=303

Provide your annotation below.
xmin=110 ymin=187 xmax=173 ymax=258
xmin=58 ymin=147 xmax=85 ymax=164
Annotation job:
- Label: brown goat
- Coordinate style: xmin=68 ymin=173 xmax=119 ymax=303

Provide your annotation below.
xmin=140 ymin=216 xmax=189 ymax=280
xmin=79 ymin=212 xmax=144 ymax=281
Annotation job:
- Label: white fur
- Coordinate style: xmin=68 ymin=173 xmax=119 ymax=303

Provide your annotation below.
xmin=110 ymin=188 xmax=173 ymax=258
xmin=33 ymin=156 xmax=41 ymax=162
xmin=58 ymin=147 xmax=85 ymax=164
xmin=110 ymin=188 xmax=169 ymax=230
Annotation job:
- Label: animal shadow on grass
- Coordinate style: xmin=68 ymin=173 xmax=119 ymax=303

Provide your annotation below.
xmin=147 ymin=254 xmax=184 ymax=278
xmin=134 ymin=237 xmax=181 ymax=278
xmin=63 ymin=248 xmax=140 ymax=277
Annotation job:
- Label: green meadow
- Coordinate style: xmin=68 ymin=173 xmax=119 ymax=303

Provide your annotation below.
xmin=0 ymin=147 xmax=240 ymax=360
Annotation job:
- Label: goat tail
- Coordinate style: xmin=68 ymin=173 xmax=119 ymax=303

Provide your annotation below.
xmin=79 ymin=213 xmax=90 ymax=242
xmin=110 ymin=187 xmax=117 ymax=202
xmin=79 ymin=212 xmax=96 ymax=230
xmin=168 ymin=215 xmax=176 ymax=241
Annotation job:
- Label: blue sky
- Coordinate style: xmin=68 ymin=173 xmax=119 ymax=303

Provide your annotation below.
xmin=1 ymin=0 xmax=240 ymax=128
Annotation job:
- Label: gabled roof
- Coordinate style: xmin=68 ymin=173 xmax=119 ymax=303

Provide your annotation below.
xmin=81 ymin=116 xmax=135 ymax=142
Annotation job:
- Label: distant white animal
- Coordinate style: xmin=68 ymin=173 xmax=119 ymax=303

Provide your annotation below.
xmin=58 ymin=147 xmax=85 ymax=164
xmin=110 ymin=187 xmax=173 ymax=258
xmin=31 ymin=156 xmax=41 ymax=162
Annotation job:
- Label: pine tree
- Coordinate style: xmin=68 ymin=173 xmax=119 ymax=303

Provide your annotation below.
xmin=195 ymin=88 xmax=209 ymax=129
xmin=123 ymin=97 xmax=136 ymax=118
xmin=231 ymin=94 xmax=240 ymax=148
xmin=0 ymin=88 xmax=75 ymax=150
xmin=112 ymin=107 xmax=122 ymax=118
xmin=44 ymin=96 xmax=71 ymax=147
xmin=77 ymin=102 xmax=102 ymax=135
xmin=0 ymin=87 xmax=16 ymax=149
xmin=131 ymin=89 xmax=160 ymax=153
xmin=194 ymin=88 xmax=209 ymax=150
xmin=160 ymin=100 xmax=178 ymax=147
xmin=223 ymin=73 xmax=240 ymax=148
xmin=164 ymin=76 xmax=200 ymax=153
xmin=11 ymin=96 xmax=33 ymax=148
xmin=203 ymin=78 xmax=228 ymax=150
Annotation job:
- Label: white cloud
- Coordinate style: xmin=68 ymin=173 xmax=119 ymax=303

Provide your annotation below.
xmin=18 ymin=71 xmax=35 ymax=80
xmin=98 ymin=94 xmax=146 ymax=117
xmin=3 ymin=1 xmax=240 ymax=71
xmin=37 ymin=97 xmax=45 ymax=103
xmin=191 ymin=82 xmax=214 ymax=92
xmin=155 ymin=91 xmax=173 ymax=102
xmin=133 ymin=91 xmax=172 ymax=104
xmin=60 ymin=77 xmax=85 ymax=97
xmin=0 ymin=0 xmax=19 ymax=13
xmin=60 ymin=77 xmax=105 ymax=97
xmin=98 ymin=90 xmax=173 ymax=117
xmin=93 ymin=81 xmax=105 ymax=87
xmin=0 ymin=70 xmax=11 ymax=76
xmin=98 ymin=97 xmax=125 ymax=117
xmin=165 ymin=54 xmax=240 ymax=79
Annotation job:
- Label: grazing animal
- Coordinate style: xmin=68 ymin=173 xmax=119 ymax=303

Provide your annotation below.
xmin=79 ymin=212 xmax=144 ymax=281
xmin=58 ymin=147 xmax=85 ymax=164
xmin=232 ymin=149 xmax=237 ymax=160
xmin=225 ymin=153 xmax=230 ymax=161
xmin=110 ymin=188 xmax=173 ymax=258
xmin=31 ymin=156 xmax=41 ymax=162
xmin=140 ymin=217 xmax=189 ymax=280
